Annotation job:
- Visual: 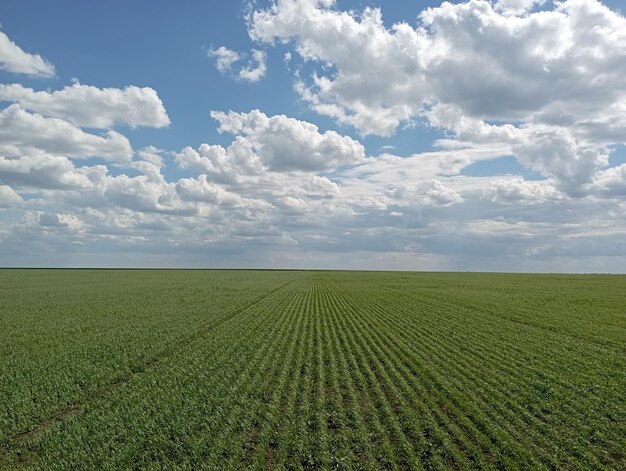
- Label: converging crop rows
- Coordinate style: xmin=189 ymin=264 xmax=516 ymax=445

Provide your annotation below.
xmin=0 ymin=270 xmax=624 ymax=469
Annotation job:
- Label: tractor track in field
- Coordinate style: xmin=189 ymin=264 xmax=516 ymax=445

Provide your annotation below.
xmin=0 ymin=273 xmax=303 ymax=463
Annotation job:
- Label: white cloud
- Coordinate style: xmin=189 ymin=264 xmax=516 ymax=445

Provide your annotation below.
xmin=485 ymin=177 xmax=564 ymax=204
xmin=494 ymin=0 xmax=545 ymax=15
xmin=0 ymin=105 xmax=133 ymax=162
xmin=0 ymin=184 xmax=22 ymax=207
xmin=176 ymin=174 xmax=269 ymax=209
xmin=1 ymin=1 xmax=625 ymax=271
xmin=0 ymin=30 xmax=55 ymax=77
xmin=0 ymin=152 xmax=108 ymax=190
xmin=211 ymin=109 xmax=365 ymax=171
xmin=250 ymin=0 xmax=626 ymax=132
xmin=0 ymin=83 xmax=170 ymax=128
xmin=238 ymin=49 xmax=267 ymax=82
xmin=127 ymin=146 xmax=167 ymax=183
xmin=418 ymin=0 xmax=626 ymax=121
xmin=136 ymin=146 xmax=165 ymax=168
xmin=209 ymin=46 xmax=267 ymax=82
xmin=208 ymin=46 xmax=241 ymax=73
xmin=511 ymin=125 xmax=609 ymax=195
xmin=427 ymin=103 xmax=610 ymax=194
xmin=248 ymin=0 xmax=428 ymax=136
xmin=176 ymin=110 xmax=364 ymax=177
xmin=174 ymin=143 xmax=262 ymax=181
xmin=417 ymin=180 xmax=464 ymax=207
xmin=591 ymin=164 xmax=626 ymax=196
xmin=3 ymin=121 xmax=625 ymax=271
xmin=248 ymin=0 xmax=626 ymax=195
xmin=102 ymin=173 xmax=184 ymax=214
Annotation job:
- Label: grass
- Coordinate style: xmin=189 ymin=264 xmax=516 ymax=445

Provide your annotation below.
xmin=0 ymin=269 xmax=624 ymax=469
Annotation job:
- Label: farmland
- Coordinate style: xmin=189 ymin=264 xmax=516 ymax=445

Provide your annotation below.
xmin=0 ymin=269 xmax=624 ymax=469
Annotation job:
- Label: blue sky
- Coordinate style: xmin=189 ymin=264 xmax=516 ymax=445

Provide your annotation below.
xmin=1 ymin=0 xmax=625 ymax=271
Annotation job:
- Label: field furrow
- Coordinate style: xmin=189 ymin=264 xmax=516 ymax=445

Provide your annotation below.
xmin=1 ymin=269 xmax=624 ymax=469
xmin=352 ymin=281 xmax=623 ymax=466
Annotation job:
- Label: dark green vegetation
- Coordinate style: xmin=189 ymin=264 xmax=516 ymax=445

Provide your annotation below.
xmin=0 ymin=269 xmax=625 ymax=470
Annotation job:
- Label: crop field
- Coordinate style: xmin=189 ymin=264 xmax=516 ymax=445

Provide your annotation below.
xmin=0 ymin=269 xmax=624 ymax=470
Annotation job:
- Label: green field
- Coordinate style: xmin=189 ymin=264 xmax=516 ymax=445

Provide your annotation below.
xmin=0 ymin=269 xmax=624 ymax=470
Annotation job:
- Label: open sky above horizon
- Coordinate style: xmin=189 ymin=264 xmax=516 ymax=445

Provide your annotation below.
xmin=0 ymin=0 xmax=625 ymax=272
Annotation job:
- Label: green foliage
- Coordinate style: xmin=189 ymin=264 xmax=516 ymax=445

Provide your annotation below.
xmin=0 ymin=270 xmax=624 ymax=469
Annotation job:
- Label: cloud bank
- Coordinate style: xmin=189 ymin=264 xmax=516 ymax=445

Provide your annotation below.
xmin=1 ymin=2 xmax=625 ymax=272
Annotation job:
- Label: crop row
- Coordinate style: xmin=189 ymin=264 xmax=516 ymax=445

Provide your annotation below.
xmin=1 ymin=270 xmax=624 ymax=469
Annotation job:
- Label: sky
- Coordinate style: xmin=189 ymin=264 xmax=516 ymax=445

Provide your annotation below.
xmin=0 ymin=0 xmax=625 ymax=272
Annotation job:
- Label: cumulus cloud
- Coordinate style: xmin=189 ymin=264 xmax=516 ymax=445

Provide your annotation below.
xmin=248 ymin=0 xmax=426 ymax=136
xmin=174 ymin=143 xmax=262 ymax=181
xmin=511 ymin=126 xmax=609 ymax=195
xmin=249 ymin=0 xmax=626 ymax=132
xmin=211 ymin=109 xmax=365 ymax=171
xmin=0 ymin=83 xmax=170 ymax=128
xmin=419 ymin=0 xmax=626 ymax=121
xmin=0 ymin=152 xmax=108 ymax=190
xmin=102 ymin=173 xmax=184 ymax=214
xmin=591 ymin=164 xmax=626 ymax=196
xmin=0 ymin=105 xmax=133 ymax=162
xmin=136 ymin=146 xmax=165 ymax=168
xmin=208 ymin=46 xmax=267 ymax=82
xmin=2 ymin=0 xmax=625 ymax=271
xmin=176 ymin=174 xmax=269 ymax=209
xmin=0 ymin=30 xmax=55 ymax=77
xmin=427 ymin=103 xmax=610 ymax=194
xmin=175 ymin=110 xmax=364 ymax=177
xmin=3 ymin=115 xmax=624 ymax=271
xmin=485 ymin=177 xmax=564 ymax=204
xmin=248 ymin=0 xmax=626 ymax=195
